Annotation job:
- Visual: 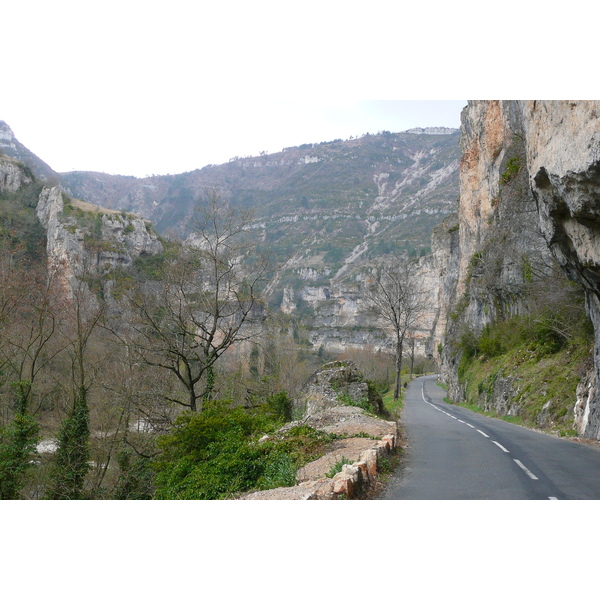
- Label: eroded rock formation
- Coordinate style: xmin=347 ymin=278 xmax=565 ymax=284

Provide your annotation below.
xmin=36 ymin=185 xmax=163 ymax=296
xmin=524 ymin=101 xmax=600 ymax=437
xmin=435 ymin=100 xmax=600 ymax=439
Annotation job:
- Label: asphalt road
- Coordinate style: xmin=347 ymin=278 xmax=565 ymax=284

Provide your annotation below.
xmin=380 ymin=374 xmax=600 ymax=499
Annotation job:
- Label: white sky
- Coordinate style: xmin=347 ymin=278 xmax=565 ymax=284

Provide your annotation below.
xmin=3 ymin=1 xmax=594 ymax=178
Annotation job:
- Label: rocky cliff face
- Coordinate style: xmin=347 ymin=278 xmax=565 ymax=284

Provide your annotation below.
xmin=3 ymin=129 xmax=164 ymax=300
xmin=0 ymin=155 xmax=35 ymax=192
xmin=522 ymin=101 xmax=600 ymax=437
xmin=437 ymin=101 xmax=552 ymax=394
xmin=277 ymin=252 xmax=439 ymax=356
xmin=436 ymin=100 xmax=600 ymax=439
xmin=36 ymin=186 xmax=163 ymax=297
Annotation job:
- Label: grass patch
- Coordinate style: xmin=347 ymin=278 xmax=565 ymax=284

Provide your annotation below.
xmin=337 ymin=392 xmax=374 ymax=414
xmin=381 ymin=373 xmax=425 ymax=418
xmin=325 ymin=457 xmax=353 ymax=478
xmin=382 ymin=388 xmax=402 ymax=416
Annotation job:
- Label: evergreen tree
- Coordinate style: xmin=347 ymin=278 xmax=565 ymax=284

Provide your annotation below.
xmin=0 ymin=382 xmax=39 ymax=500
xmin=46 ymin=390 xmax=90 ymax=500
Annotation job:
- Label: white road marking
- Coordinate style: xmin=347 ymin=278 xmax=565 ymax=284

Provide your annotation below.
xmin=492 ymin=441 xmax=510 ymax=453
xmin=420 ymin=378 xmax=547 ymax=490
xmin=514 ymin=459 xmax=539 ymax=480
xmin=549 ymin=496 xmax=558 ymax=500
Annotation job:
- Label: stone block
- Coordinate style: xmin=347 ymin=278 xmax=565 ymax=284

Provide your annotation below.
xmin=382 ymin=434 xmax=396 ymax=449
xmin=332 ymin=474 xmax=354 ymax=498
xmin=361 ymin=448 xmax=378 ymax=478
xmin=355 ymin=460 xmax=369 ymax=482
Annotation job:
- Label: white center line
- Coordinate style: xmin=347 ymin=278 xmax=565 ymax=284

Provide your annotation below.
xmin=465 ymin=423 xmax=475 ymax=429
xmin=548 ymin=496 xmax=558 ymax=500
xmin=476 ymin=429 xmax=490 ymax=438
xmin=514 ymin=459 xmax=539 ymax=480
xmin=492 ymin=441 xmax=510 ymax=453
xmin=457 ymin=419 xmax=465 ymax=424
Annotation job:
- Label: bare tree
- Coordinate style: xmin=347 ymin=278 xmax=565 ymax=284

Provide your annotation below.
xmin=363 ymin=257 xmax=425 ymax=403
xmin=0 ymin=245 xmax=65 ymax=499
xmin=127 ymin=190 xmax=268 ymax=413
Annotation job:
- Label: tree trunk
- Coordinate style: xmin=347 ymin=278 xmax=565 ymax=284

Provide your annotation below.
xmin=189 ymin=388 xmax=197 ymax=412
xmin=393 ymin=334 xmax=404 ymax=403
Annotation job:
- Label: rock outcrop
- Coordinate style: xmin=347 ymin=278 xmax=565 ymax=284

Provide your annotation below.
xmin=36 ymin=185 xmax=163 ymax=296
xmin=0 ymin=120 xmax=57 ymax=181
xmin=434 ymin=100 xmax=600 ymax=439
xmin=0 ymin=156 xmax=35 ymax=192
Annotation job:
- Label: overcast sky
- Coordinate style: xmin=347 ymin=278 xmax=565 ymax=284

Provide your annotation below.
xmin=3 ymin=2 xmax=593 ymax=179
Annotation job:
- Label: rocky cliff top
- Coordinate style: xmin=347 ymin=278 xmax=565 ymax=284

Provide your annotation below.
xmin=36 ymin=185 xmax=163 ymax=296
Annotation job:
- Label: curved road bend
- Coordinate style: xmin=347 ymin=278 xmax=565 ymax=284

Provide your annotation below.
xmin=381 ymin=374 xmax=600 ymax=500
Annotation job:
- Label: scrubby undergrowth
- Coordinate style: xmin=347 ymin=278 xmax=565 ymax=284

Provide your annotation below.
xmin=455 ymin=311 xmax=593 ymax=436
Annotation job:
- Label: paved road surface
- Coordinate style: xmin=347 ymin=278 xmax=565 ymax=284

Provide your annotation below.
xmin=381 ymin=374 xmax=600 ymax=499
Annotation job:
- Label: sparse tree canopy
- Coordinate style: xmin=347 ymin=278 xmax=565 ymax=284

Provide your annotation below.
xmin=128 ymin=190 xmax=268 ymax=413
xmin=363 ymin=257 xmax=425 ymax=403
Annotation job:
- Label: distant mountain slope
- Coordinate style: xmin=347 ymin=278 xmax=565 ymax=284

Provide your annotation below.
xmin=60 ymin=130 xmax=460 ymax=256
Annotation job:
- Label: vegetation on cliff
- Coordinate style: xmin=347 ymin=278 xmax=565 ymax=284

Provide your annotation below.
xmin=455 ymin=274 xmax=593 ymax=435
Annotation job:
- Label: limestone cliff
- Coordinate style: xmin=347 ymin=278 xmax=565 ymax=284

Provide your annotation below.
xmin=523 ymin=101 xmax=600 ymax=437
xmin=36 ymin=186 xmax=163 ymax=296
xmin=437 ymin=101 xmax=553 ymax=390
xmin=436 ymin=100 xmax=600 ymax=439
xmin=279 ymin=252 xmax=439 ymax=356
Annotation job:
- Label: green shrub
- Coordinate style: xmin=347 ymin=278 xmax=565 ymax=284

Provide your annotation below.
xmin=262 ymin=391 xmax=293 ymax=422
xmin=152 ymin=406 xmax=337 ymax=499
xmin=153 ymin=407 xmax=276 ymax=499
xmin=478 ymin=324 xmax=504 ymax=357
